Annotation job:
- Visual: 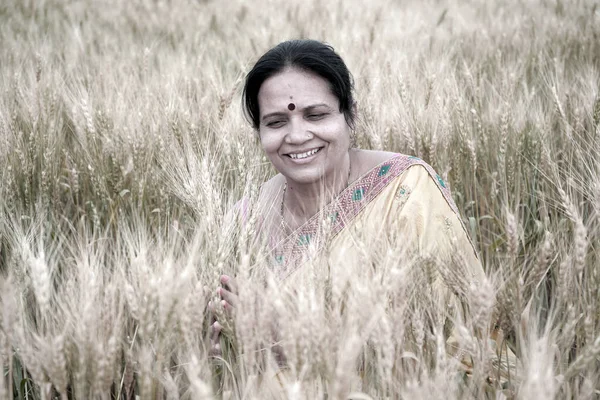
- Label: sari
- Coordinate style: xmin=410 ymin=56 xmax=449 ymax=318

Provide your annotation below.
xmin=267 ymin=153 xmax=481 ymax=282
xmin=241 ymin=153 xmax=518 ymax=391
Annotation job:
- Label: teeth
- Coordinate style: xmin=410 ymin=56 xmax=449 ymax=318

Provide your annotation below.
xmin=290 ymin=148 xmax=320 ymax=159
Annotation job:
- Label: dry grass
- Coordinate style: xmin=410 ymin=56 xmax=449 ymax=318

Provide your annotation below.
xmin=1 ymin=0 xmax=599 ymax=398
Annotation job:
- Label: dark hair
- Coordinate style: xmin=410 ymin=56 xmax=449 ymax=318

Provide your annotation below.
xmin=242 ymin=39 xmax=356 ymax=130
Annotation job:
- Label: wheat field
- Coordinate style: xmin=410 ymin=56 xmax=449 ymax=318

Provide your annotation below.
xmin=0 ymin=0 xmax=599 ymax=398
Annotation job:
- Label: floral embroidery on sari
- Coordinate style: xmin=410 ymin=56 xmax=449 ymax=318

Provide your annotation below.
xmin=270 ymin=153 xmax=459 ymax=280
xmin=395 ymin=184 xmax=412 ymax=207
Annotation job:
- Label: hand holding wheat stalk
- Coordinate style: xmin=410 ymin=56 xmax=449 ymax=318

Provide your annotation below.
xmin=209 ymin=274 xmax=238 ymax=357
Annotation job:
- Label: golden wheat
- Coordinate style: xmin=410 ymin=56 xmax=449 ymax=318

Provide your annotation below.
xmin=1 ymin=0 xmax=599 ymax=398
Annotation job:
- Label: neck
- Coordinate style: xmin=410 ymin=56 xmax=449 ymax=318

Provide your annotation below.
xmin=283 ymin=151 xmax=352 ymax=224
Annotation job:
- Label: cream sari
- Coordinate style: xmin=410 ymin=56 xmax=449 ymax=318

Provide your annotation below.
xmin=268 ymin=154 xmax=481 ymax=281
xmin=243 ymin=153 xmax=518 ymax=390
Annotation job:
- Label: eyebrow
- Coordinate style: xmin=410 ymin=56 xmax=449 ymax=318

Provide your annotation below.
xmin=261 ymin=103 xmax=332 ymax=122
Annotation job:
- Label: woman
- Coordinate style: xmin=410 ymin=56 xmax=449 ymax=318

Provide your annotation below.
xmin=210 ymin=39 xmax=516 ymax=390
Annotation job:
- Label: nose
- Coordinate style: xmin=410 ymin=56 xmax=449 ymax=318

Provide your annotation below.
xmin=284 ymin=118 xmax=312 ymax=144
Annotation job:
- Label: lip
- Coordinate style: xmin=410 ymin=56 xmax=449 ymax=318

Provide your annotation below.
xmin=283 ymin=146 xmax=324 ymax=164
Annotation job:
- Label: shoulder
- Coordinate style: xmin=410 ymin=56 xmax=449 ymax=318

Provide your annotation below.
xmin=351 ymin=149 xmax=444 ymax=184
xmin=227 ymin=174 xmax=284 ymax=223
xmin=259 ymin=173 xmax=285 ymax=201
xmin=353 ymin=150 xmax=456 ymax=212
xmin=384 ymin=155 xmax=461 ymax=223
xmin=350 ymin=149 xmax=399 ymax=178
xmin=254 ymin=173 xmax=285 ymax=222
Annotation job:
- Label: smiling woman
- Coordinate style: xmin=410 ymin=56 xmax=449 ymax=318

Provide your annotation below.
xmin=258 ymin=67 xmax=354 ymax=231
xmin=210 ymin=39 xmax=517 ymax=389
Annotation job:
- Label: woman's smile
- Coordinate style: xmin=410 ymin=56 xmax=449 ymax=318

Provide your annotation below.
xmin=284 ymin=146 xmax=324 ymax=163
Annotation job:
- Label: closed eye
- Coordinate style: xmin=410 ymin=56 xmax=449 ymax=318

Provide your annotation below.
xmin=266 ymin=120 xmax=285 ymax=128
xmin=307 ymin=113 xmax=327 ymax=120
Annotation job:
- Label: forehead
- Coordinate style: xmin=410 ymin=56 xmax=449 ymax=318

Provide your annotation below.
xmin=258 ymin=68 xmax=338 ymax=111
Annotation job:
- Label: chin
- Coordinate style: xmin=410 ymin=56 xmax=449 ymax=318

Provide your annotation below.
xmin=281 ymin=168 xmax=321 ymax=183
xmin=282 ymin=165 xmax=326 ymax=184
xmin=291 ymin=174 xmax=324 ymax=185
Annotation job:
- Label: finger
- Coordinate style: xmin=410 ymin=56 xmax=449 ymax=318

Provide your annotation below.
xmin=221 ymin=299 xmax=235 ymax=313
xmin=217 ymin=287 xmax=238 ymax=308
xmin=210 ymin=322 xmax=223 ymax=358
xmin=210 ymin=342 xmax=222 ymax=358
xmin=208 ymin=300 xmax=216 ymax=314
xmin=211 ymin=321 xmax=222 ymax=344
xmin=220 ymin=275 xmax=238 ymax=295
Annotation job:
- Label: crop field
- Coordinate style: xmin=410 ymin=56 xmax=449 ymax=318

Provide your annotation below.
xmin=0 ymin=0 xmax=599 ymax=398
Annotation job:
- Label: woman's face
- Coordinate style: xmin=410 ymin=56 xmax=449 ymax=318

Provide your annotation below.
xmin=257 ymin=67 xmax=351 ymax=186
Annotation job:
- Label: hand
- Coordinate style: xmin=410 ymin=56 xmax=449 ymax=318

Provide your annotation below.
xmin=217 ymin=274 xmax=238 ymax=311
xmin=209 ymin=274 xmax=238 ymax=357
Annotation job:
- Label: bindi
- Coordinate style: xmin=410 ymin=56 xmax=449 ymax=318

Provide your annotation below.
xmin=287 ymin=103 xmax=296 ymax=111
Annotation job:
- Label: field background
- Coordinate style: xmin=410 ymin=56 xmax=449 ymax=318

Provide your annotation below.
xmin=1 ymin=0 xmax=599 ymax=398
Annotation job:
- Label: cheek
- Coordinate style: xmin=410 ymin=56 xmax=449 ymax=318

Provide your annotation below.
xmin=322 ymin=122 xmax=350 ymax=147
xmin=259 ymin=132 xmax=280 ymax=154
